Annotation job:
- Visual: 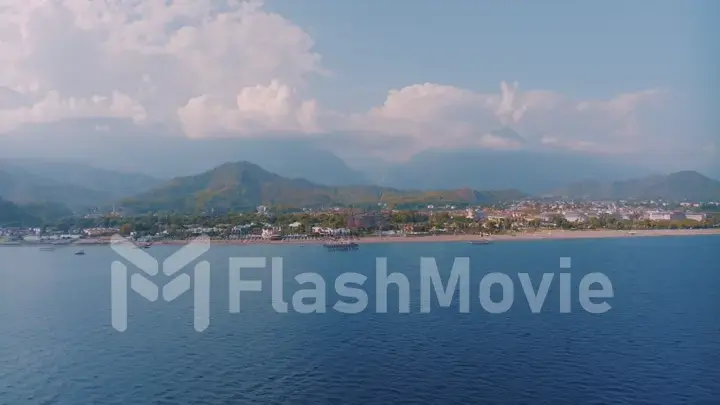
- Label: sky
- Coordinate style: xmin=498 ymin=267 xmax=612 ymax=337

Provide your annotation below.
xmin=0 ymin=0 xmax=717 ymax=171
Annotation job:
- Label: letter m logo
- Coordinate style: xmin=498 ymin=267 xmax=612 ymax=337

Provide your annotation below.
xmin=110 ymin=235 xmax=211 ymax=332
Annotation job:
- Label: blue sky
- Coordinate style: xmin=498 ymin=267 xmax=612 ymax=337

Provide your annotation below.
xmin=266 ymin=0 xmax=717 ymax=112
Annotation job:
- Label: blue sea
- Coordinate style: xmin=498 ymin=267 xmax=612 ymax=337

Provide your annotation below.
xmin=1 ymin=236 xmax=718 ymax=404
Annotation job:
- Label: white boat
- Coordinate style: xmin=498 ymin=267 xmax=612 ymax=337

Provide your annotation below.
xmin=323 ymin=240 xmax=359 ymax=251
xmin=469 ymin=239 xmax=491 ymax=245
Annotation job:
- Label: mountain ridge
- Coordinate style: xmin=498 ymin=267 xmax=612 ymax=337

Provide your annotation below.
xmin=120 ymin=161 xmax=527 ymax=213
xmin=550 ymin=171 xmax=720 ymax=201
xmin=0 ymin=160 xmax=162 ymax=208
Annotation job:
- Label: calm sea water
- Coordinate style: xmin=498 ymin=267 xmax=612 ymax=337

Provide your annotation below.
xmin=1 ymin=236 xmax=718 ymax=404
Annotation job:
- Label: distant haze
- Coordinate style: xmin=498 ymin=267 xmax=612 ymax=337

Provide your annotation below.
xmin=2 ymin=117 xmax=719 ymax=194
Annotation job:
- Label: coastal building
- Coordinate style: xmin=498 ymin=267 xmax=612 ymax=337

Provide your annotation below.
xmin=465 ymin=209 xmax=487 ymax=221
xmin=563 ymin=212 xmax=579 ymax=222
xmin=82 ymin=228 xmax=120 ymax=237
xmin=347 ymin=211 xmax=389 ymax=230
xmin=563 ymin=211 xmax=588 ymax=223
xmin=311 ymin=226 xmax=350 ymax=236
xmin=685 ymin=213 xmax=707 ymax=222
xmin=539 ymin=212 xmax=557 ymax=223
xmin=261 ymin=227 xmax=282 ymax=239
xmin=645 ymin=211 xmax=686 ymax=221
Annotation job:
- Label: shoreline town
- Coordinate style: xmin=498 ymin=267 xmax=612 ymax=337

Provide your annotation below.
xmin=3 ymin=199 xmax=720 ymax=247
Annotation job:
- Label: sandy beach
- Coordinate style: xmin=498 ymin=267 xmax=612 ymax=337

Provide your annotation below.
xmin=148 ymin=228 xmax=720 ymax=246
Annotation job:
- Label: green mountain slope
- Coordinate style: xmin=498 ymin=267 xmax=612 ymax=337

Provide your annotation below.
xmin=120 ymin=161 xmax=526 ymax=213
xmin=0 ymin=197 xmax=40 ymax=226
xmin=0 ymin=169 xmax=110 ymax=208
xmin=0 ymin=159 xmax=161 ymax=198
xmin=0 ymin=160 xmax=161 ymax=208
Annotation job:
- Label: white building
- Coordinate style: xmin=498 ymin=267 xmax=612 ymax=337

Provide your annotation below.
xmin=685 ymin=213 xmax=707 ymax=222
xmin=563 ymin=211 xmax=588 ymax=223
xmin=261 ymin=227 xmax=282 ymax=239
xmin=645 ymin=211 xmax=686 ymax=221
xmin=311 ymin=226 xmax=350 ymax=236
xmin=465 ymin=209 xmax=487 ymax=221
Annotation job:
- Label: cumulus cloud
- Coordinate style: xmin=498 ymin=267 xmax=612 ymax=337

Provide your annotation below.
xmin=0 ymin=0 xmax=676 ymax=160
xmin=0 ymin=0 xmax=322 ymax=132
xmin=346 ymin=81 xmax=667 ymax=155
xmin=177 ymin=80 xmax=320 ymax=137
xmin=0 ymin=88 xmax=146 ymax=133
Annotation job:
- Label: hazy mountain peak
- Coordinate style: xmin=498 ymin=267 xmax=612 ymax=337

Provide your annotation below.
xmin=553 ymin=171 xmax=720 ymax=201
xmin=121 ymin=160 xmax=526 ymax=213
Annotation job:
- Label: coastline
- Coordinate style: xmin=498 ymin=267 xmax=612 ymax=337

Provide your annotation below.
xmin=152 ymin=228 xmax=720 ymax=246
xmin=5 ymin=228 xmax=717 ymax=247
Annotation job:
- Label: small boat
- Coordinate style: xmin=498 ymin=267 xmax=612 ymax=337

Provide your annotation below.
xmin=74 ymin=250 xmax=86 ymax=255
xmin=469 ymin=239 xmax=491 ymax=245
xmin=324 ymin=241 xmax=359 ymax=251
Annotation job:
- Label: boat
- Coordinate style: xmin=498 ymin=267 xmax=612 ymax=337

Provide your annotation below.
xmin=323 ymin=241 xmax=359 ymax=251
xmin=74 ymin=250 xmax=86 ymax=255
xmin=469 ymin=239 xmax=491 ymax=245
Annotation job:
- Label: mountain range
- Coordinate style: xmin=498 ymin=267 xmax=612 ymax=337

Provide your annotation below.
xmin=550 ymin=171 xmax=720 ymax=201
xmin=360 ymin=148 xmax=653 ymax=193
xmin=1 ymin=153 xmax=718 ymax=219
xmin=1 ymin=118 xmax=688 ymax=193
xmin=0 ymin=159 xmax=161 ymax=209
xmin=120 ymin=161 xmax=526 ymax=213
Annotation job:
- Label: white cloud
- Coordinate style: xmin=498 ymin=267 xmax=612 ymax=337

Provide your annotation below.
xmin=346 ymin=81 xmax=667 ymax=155
xmin=0 ymin=0 xmax=677 ymax=160
xmin=0 ymin=0 xmax=322 ymax=132
xmin=0 ymin=89 xmax=146 ymax=133
xmin=177 ymin=80 xmax=319 ymax=137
